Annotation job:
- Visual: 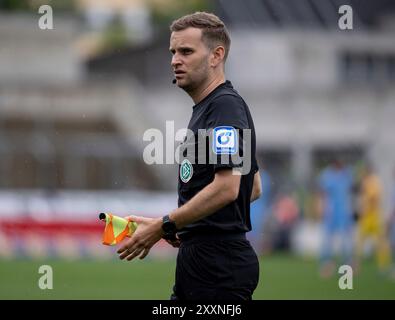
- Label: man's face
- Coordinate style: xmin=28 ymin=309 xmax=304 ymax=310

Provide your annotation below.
xmin=170 ymin=27 xmax=211 ymax=92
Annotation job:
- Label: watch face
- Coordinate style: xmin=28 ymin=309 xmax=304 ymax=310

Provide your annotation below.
xmin=163 ymin=233 xmax=177 ymax=241
xmin=162 ymin=215 xmax=176 ymax=233
xmin=163 ymin=221 xmax=175 ymax=233
xmin=163 ymin=223 xmax=170 ymax=232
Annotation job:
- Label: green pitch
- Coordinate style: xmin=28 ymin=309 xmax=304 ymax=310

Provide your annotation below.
xmin=0 ymin=254 xmax=394 ymax=299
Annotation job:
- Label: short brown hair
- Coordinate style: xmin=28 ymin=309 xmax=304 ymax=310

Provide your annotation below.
xmin=170 ymin=12 xmax=231 ymax=61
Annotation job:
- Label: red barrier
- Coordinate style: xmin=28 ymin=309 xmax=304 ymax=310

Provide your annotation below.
xmin=0 ymin=218 xmax=103 ymax=236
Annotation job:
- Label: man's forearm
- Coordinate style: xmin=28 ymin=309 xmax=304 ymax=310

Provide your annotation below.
xmin=169 ymin=180 xmax=236 ymax=230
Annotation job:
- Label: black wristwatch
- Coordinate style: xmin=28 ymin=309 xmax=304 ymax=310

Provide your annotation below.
xmin=162 ymin=215 xmax=177 ymax=241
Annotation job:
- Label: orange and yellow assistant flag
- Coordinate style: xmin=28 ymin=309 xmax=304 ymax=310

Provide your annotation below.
xmin=99 ymin=213 xmax=138 ymax=246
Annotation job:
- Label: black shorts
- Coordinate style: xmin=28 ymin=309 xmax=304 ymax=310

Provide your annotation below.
xmin=171 ymin=232 xmax=259 ymax=301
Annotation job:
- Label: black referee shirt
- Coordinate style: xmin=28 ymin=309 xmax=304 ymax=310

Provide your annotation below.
xmin=177 ymin=80 xmax=258 ymax=238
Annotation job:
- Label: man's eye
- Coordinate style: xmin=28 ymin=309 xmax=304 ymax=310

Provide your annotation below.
xmin=182 ymin=50 xmax=192 ymax=55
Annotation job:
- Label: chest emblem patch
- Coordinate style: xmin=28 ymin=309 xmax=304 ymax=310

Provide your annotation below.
xmin=180 ymin=159 xmax=193 ymax=183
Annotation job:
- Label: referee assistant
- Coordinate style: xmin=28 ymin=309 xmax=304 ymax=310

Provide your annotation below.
xmin=118 ymin=12 xmax=262 ymax=301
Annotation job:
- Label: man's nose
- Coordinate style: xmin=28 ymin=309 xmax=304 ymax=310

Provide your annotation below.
xmin=171 ymin=54 xmax=181 ymax=67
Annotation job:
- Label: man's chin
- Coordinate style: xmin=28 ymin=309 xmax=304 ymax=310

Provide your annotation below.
xmin=176 ymin=80 xmax=190 ymax=90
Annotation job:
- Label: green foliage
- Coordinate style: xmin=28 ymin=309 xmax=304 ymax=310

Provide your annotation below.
xmin=100 ymin=15 xmax=129 ymax=53
xmin=0 ymin=0 xmax=30 ymax=10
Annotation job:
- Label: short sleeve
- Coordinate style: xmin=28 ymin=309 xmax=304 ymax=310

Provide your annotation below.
xmin=205 ymin=94 xmax=252 ymax=172
xmin=206 ymin=94 xmax=249 ymax=129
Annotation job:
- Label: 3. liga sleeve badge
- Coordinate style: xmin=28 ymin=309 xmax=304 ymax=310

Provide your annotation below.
xmin=213 ymin=126 xmax=238 ymax=155
xmin=180 ymin=159 xmax=193 ymax=183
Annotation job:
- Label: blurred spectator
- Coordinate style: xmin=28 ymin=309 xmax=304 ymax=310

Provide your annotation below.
xmin=355 ymin=163 xmax=391 ymax=273
xmin=387 ymin=168 xmax=395 ymax=279
xmin=317 ymin=158 xmax=354 ymax=278
xmin=271 ymin=190 xmax=299 ymax=251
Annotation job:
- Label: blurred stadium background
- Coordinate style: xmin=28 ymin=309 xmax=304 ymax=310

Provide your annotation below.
xmin=0 ymin=0 xmax=395 ymax=299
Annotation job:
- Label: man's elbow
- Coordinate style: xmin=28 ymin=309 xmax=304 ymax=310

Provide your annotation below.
xmin=255 ymin=189 xmax=263 ymax=200
xmin=251 ymin=171 xmax=263 ymax=202
xmin=251 ymin=189 xmax=262 ymax=202
xmin=257 ymin=183 xmax=263 ymax=198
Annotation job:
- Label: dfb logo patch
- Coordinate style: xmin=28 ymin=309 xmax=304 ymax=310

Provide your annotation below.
xmin=180 ymin=159 xmax=193 ymax=183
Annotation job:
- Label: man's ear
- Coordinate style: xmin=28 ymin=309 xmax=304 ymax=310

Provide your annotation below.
xmin=210 ymin=45 xmax=225 ymax=67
